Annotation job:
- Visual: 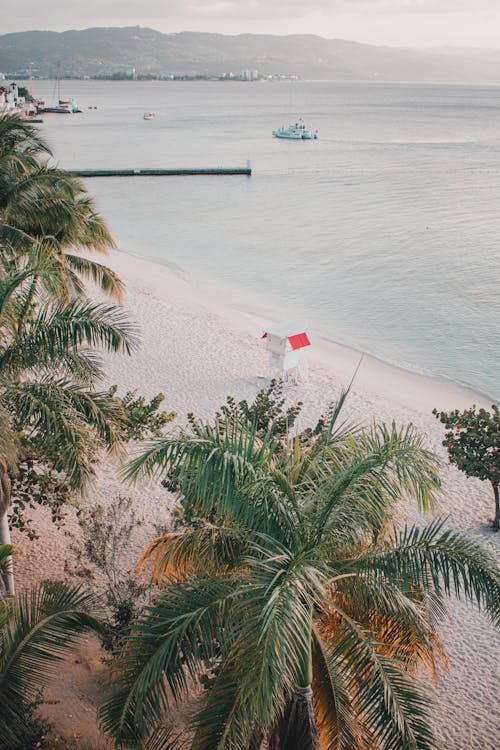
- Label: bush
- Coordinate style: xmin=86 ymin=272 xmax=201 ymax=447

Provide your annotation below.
xmin=108 ymin=386 xmax=176 ymax=441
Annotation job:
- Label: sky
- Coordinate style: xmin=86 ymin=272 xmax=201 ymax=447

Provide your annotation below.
xmin=4 ymin=1 xmax=500 ymax=48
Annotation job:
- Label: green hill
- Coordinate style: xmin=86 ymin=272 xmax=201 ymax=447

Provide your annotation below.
xmin=1 ymin=27 xmax=499 ymax=83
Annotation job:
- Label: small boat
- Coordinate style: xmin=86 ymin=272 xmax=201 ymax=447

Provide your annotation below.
xmin=273 ymin=119 xmax=318 ymax=140
xmin=143 ymin=112 xmax=156 ymax=120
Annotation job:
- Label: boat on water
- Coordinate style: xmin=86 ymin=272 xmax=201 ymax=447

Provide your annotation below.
xmin=39 ymin=105 xmax=73 ymax=114
xmin=39 ymin=65 xmax=81 ymax=114
xmin=272 ymin=119 xmax=318 ymax=140
xmin=143 ymin=112 xmax=156 ymax=120
xmin=58 ymin=99 xmax=81 ymax=113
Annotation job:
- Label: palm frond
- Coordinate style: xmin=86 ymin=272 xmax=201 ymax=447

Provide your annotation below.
xmin=351 ymin=519 xmax=500 ymax=625
xmin=229 ymin=544 xmax=327 ymax=733
xmin=99 ymin=575 xmax=238 ymax=747
xmin=312 ymin=627 xmax=365 ymax=750
xmin=0 ymin=378 xmax=125 ymax=489
xmin=137 ymin=523 xmax=250 ymax=585
xmin=125 ymin=418 xmax=275 ymax=513
xmin=328 ymin=571 xmax=446 ymax=679
xmin=313 ymin=423 xmax=441 ymax=551
xmin=329 ymin=612 xmax=436 ymax=750
xmin=0 ymin=114 xmax=52 ymax=161
xmin=0 ymin=544 xmax=14 ymax=577
xmin=65 ymin=253 xmax=123 ymax=302
xmin=0 ymin=580 xmax=101 ymax=750
xmin=191 ymin=672 xmax=260 ymax=750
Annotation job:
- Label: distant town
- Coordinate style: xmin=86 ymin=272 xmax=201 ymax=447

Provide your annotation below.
xmin=0 ymin=70 xmax=300 ymax=82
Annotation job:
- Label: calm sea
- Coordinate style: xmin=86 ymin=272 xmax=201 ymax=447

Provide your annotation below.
xmin=29 ymin=79 xmax=500 ymax=400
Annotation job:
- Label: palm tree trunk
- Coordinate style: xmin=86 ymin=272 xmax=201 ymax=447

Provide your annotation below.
xmin=493 ymin=482 xmax=499 ymax=532
xmin=0 ymin=470 xmax=14 ymax=595
xmin=268 ymin=687 xmax=319 ymax=750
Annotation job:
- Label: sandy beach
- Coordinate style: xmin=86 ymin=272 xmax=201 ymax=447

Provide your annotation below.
xmin=13 ymin=247 xmax=499 ymax=749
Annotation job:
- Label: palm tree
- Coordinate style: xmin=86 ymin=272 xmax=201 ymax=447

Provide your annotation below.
xmin=0 ymin=113 xmax=123 ymax=306
xmin=0 ymin=255 xmax=137 ymax=594
xmin=99 ymin=397 xmax=500 ymax=749
xmin=0 ymin=578 xmax=102 ymax=749
xmin=0 ymin=117 xmax=135 ymax=594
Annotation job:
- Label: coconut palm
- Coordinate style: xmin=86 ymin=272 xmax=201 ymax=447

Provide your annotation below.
xmin=99 ymin=399 xmax=500 ymax=749
xmin=0 ymin=579 xmax=102 ymax=749
xmin=0 ymin=113 xmax=123 ymax=305
xmin=0 ymin=255 xmax=137 ymax=594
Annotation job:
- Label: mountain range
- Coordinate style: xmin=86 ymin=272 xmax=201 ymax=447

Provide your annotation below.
xmin=1 ymin=27 xmax=500 ymax=83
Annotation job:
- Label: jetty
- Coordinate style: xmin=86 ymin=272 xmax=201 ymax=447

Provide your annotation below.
xmin=66 ymin=165 xmax=251 ymax=177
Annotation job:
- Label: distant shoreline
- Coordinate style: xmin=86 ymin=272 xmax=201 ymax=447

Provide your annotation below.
xmin=3 ymin=26 xmax=500 ymax=85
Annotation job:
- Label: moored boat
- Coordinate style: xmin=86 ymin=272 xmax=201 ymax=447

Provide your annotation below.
xmin=143 ymin=112 xmax=156 ymax=120
xmin=59 ymin=99 xmax=82 ymax=113
xmin=39 ymin=65 xmax=81 ymax=113
xmin=273 ymin=119 xmax=318 ymax=140
xmin=39 ymin=105 xmax=72 ymax=114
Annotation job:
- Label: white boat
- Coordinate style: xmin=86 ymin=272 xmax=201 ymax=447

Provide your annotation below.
xmin=40 ymin=65 xmax=81 ymax=113
xmin=58 ymin=99 xmax=81 ymax=113
xmin=273 ymin=119 xmax=318 ymax=140
xmin=143 ymin=112 xmax=156 ymax=120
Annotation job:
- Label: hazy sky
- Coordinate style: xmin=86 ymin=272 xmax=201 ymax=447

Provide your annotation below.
xmin=4 ymin=1 xmax=500 ymax=48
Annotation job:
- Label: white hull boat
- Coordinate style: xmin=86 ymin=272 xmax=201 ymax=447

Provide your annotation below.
xmin=273 ymin=119 xmax=318 ymax=140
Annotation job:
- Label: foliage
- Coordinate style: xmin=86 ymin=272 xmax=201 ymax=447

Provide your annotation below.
xmin=212 ymin=378 xmax=303 ymax=443
xmin=70 ymin=496 xmax=149 ymax=653
xmin=433 ymin=404 xmax=499 ymax=529
xmin=0 ymin=580 xmax=102 ymax=750
xmin=0 ymin=543 xmax=14 ymax=588
xmin=100 ymin=393 xmax=500 ymax=750
xmin=8 ymin=436 xmax=73 ymax=539
xmin=108 ymin=385 xmax=176 ymax=442
xmin=0 ymin=114 xmax=136 ymax=588
xmin=8 ymin=383 xmax=175 ymax=539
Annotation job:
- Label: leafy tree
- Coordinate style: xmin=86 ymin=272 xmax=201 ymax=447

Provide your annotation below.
xmin=433 ymin=404 xmax=500 ymax=530
xmin=0 ymin=579 xmax=102 ymax=750
xmin=99 ymin=394 xmax=500 ymax=750
xmin=212 ymin=378 xmax=303 ymax=444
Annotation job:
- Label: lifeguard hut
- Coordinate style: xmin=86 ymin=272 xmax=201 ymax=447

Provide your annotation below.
xmin=262 ymin=321 xmax=311 ymax=384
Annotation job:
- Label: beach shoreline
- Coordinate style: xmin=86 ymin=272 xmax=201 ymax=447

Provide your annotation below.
xmin=109 ymin=246 xmax=491 ymax=415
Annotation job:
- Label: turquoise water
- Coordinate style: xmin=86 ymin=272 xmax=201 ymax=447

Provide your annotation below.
xmin=32 ymin=80 xmax=500 ymax=400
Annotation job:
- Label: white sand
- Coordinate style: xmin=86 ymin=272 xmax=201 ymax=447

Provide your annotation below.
xmin=13 ymin=248 xmax=499 ymax=748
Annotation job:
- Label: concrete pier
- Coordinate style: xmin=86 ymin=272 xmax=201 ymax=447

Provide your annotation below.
xmin=66 ymin=166 xmax=252 ymax=177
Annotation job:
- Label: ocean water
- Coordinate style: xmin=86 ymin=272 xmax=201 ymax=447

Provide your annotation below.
xmin=30 ymin=79 xmax=500 ymax=400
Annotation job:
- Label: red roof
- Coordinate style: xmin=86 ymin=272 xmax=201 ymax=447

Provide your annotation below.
xmin=262 ymin=330 xmax=311 ymax=349
xmin=288 ymin=332 xmax=311 ymax=350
